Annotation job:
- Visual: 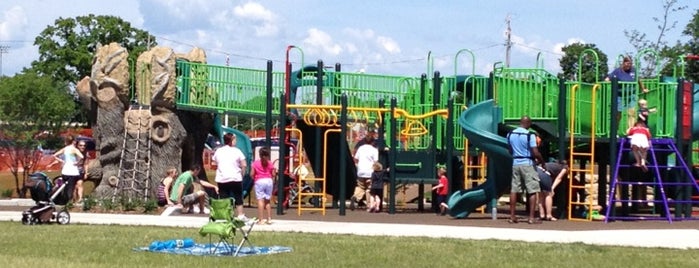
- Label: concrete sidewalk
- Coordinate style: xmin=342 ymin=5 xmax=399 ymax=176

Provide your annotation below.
xmin=1 ymin=209 xmax=698 ymax=250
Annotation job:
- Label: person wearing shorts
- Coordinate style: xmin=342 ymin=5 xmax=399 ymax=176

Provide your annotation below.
xmin=537 ymin=161 xmax=568 ymax=221
xmin=212 ymin=133 xmax=248 ymax=220
xmin=251 ymin=146 xmax=276 ymax=225
xmin=507 ymin=116 xmax=545 ymax=224
xmin=169 ymin=164 xmax=218 ymax=214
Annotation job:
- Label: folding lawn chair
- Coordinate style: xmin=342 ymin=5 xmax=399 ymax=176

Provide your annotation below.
xmin=198 ymin=198 xmax=257 ymax=256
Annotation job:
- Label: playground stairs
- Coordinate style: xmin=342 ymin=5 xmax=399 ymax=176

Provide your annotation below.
xmin=113 ymin=105 xmax=153 ymax=201
xmin=463 ymin=148 xmax=487 ymax=213
xmin=290 ymin=157 xmax=326 ymax=216
xmin=606 ymin=138 xmax=699 ymax=223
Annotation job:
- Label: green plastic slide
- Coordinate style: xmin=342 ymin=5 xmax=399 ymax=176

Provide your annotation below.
xmin=451 ymin=100 xmax=512 ymax=218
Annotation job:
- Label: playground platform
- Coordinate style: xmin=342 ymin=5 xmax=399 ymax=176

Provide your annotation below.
xmin=1 ymin=199 xmax=698 ymax=250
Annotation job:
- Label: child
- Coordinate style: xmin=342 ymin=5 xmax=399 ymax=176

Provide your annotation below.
xmin=368 ymin=161 xmax=389 ymax=213
xmin=432 ymin=167 xmax=449 ymax=216
xmin=627 ymin=121 xmax=652 ymax=172
xmin=636 ymin=99 xmax=657 ymax=127
xmin=157 ymin=167 xmax=177 ymax=207
xmin=251 ymin=147 xmax=276 ymax=225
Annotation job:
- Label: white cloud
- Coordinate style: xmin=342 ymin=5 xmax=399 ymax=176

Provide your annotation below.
xmin=140 ymin=0 xmax=236 ymax=33
xmin=0 ymin=6 xmax=28 ymax=40
xmin=553 ymin=38 xmax=586 ymax=55
xmin=505 ymin=33 xmax=587 ymax=72
xmin=233 ymin=2 xmax=278 ymax=37
xmin=233 ymin=2 xmax=274 ymax=21
xmin=376 ymin=36 xmax=400 ymax=54
xmin=302 ymin=28 xmax=342 ymax=55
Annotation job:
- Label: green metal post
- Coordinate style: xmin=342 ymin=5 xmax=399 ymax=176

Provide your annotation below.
xmin=557 ymin=78 xmax=567 ymax=162
xmin=446 ymin=96 xmax=454 ymax=195
xmin=389 ymin=98 xmax=398 ymax=214
xmin=265 ymin=60 xmax=273 ymax=148
xmin=340 ymin=94 xmax=348 ymax=216
xmin=314 ymin=60 xmax=323 ymax=187
xmin=432 ymin=71 xmax=441 ymax=150
xmin=609 ymin=77 xmax=619 ymax=217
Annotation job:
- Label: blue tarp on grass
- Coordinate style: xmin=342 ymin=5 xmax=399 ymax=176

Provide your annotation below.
xmin=134 ymin=242 xmax=292 ymax=257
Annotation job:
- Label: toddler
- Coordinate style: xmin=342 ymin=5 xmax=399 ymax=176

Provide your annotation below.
xmin=636 ymin=99 xmax=657 ymax=126
xmin=432 ymin=167 xmax=449 ymax=215
xmin=368 ymin=162 xmax=389 ymax=213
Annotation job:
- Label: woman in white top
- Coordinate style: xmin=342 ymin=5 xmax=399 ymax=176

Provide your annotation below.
xmin=212 ymin=133 xmax=248 ymax=220
xmin=52 ymin=135 xmax=84 ymax=203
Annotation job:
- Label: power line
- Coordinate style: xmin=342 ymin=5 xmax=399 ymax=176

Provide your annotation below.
xmin=0 ymin=40 xmax=32 ymax=43
xmin=153 ymin=34 xmax=506 ymax=69
xmin=511 ymin=42 xmax=564 ymax=56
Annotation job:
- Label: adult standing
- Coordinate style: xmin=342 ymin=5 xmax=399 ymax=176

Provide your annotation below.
xmin=606 ymin=56 xmax=649 ymax=128
xmin=212 ymin=133 xmax=249 ymax=221
xmin=73 ymin=139 xmax=89 ymax=204
xmin=351 ymin=132 xmax=378 ymax=210
xmin=507 ymin=116 xmax=545 ymax=224
xmin=52 ymin=135 xmax=84 ymax=204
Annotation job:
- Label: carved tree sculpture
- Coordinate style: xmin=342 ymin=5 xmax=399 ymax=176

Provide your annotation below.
xmin=82 ymin=43 xmax=214 ymax=201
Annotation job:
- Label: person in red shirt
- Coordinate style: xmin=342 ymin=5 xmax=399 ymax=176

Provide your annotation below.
xmin=432 ymin=167 xmax=449 ymax=216
xmin=627 ymin=121 xmax=651 ymax=172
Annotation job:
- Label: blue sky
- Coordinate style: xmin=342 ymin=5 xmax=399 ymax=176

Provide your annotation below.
xmin=0 ymin=0 xmax=695 ymax=78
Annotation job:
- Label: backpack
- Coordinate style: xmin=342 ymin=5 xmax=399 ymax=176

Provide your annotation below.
xmin=507 ymin=130 xmax=537 ymax=160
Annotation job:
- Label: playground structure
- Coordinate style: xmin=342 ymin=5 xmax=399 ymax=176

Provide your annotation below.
xmin=85 ymin=42 xmax=699 ymax=222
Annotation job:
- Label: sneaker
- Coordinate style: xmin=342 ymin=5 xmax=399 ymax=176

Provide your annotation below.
xmin=236 ymin=215 xmax=250 ymax=222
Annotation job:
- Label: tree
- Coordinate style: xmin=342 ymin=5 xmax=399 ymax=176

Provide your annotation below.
xmin=624 ymin=0 xmax=688 ymax=77
xmin=31 ymin=15 xmax=155 ymax=87
xmin=558 ymin=43 xmax=609 ymax=83
xmin=31 ymin=15 xmax=155 ymax=124
xmin=682 ymin=9 xmax=699 ymax=82
xmin=0 ymin=70 xmax=75 ymax=197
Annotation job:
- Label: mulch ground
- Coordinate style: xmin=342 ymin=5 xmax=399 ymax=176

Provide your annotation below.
xmin=3 ymin=203 xmax=697 ymax=231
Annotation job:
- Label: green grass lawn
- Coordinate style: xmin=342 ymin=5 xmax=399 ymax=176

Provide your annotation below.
xmin=0 ymin=222 xmax=697 ymax=267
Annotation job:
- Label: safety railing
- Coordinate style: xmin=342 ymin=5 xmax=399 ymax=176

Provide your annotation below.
xmin=175 ymin=60 xmax=285 ymax=116
xmin=493 ymin=67 xmax=559 ymax=122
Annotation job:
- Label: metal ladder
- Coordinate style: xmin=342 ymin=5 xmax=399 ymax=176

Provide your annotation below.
xmin=463 ymin=140 xmax=487 ymax=213
xmin=567 ymin=84 xmax=597 ymax=221
xmin=606 ymin=138 xmax=699 ymax=222
xmin=113 ymin=105 xmax=153 ymax=201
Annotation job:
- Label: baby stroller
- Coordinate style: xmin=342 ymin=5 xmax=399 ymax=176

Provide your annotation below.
xmin=21 ymin=172 xmax=71 ymax=225
xmin=282 ymin=165 xmax=320 ymax=208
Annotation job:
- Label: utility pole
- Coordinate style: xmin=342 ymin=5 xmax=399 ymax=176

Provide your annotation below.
xmin=504 ymin=14 xmax=512 ymax=68
xmin=0 ymin=45 xmax=9 ymax=77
